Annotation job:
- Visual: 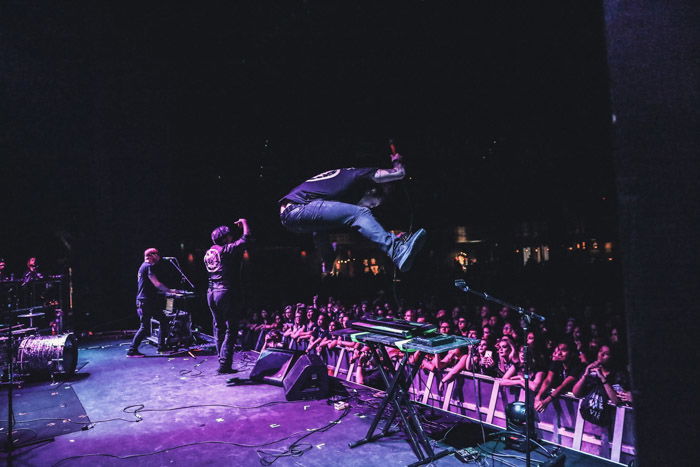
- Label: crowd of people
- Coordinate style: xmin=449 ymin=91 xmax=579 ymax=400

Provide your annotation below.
xmin=239 ymin=295 xmax=632 ymax=426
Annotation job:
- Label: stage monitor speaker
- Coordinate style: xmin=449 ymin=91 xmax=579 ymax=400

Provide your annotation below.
xmin=283 ymin=353 xmax=329 ymax=401
xmin=249 ymin=348 xmax=301 ymax=387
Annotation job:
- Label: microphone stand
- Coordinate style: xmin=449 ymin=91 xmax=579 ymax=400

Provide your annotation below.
xmin=454 ymin=280 xmax=544 ymax=466
xmin=164 ymin=258 xmax=195 ymax=290
xmin=3 ymin=314 xmax=15 ymax=454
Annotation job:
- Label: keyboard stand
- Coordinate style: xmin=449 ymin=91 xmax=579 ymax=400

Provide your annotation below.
xmin=348 ymin=343 xmax=454 ymax=466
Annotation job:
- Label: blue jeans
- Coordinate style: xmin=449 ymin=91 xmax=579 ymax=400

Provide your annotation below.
xmin=280 ymin=200 xmax=397 ymax=264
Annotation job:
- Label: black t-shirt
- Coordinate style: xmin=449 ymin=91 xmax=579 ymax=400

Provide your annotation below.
xmin=579 ymin=369 xmax=629 ymax=396
xmin=579 ymin=369 xmax=630 ymax=426
xmin=281 ymin=167 xmax=377 ymax=205
xmin=548 ymin=360 xmax=583 ymax=388
xmin=312 ymin=326 xmax=330 ymax=340
xmin=204 ymin=235 xmax=251 ymax=288
xmin=136 ymin=261 xmax=161 ymax=301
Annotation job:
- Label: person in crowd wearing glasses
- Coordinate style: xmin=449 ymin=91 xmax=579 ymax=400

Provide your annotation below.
xmin=127 ymin=248 xmax=176 ymax=357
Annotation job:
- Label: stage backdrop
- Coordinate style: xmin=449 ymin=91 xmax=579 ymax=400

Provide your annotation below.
xmin=605 ymin=1 xmax=700 ymax=464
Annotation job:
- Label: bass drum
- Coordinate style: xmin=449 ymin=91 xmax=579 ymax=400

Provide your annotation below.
xmin=17 ymin=333 xmax=78 ymax=375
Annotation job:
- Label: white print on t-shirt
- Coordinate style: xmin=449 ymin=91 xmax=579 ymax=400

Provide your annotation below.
xmin=204 ymin=248 xmax=222 ymax=273
xmin=306 ymin=169 xmax=340 ymax=182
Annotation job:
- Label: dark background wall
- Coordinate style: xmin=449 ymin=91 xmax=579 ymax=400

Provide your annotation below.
xmin=1 ymin=2 xmax=616 ymax=325
xmin=605 ymin=0 xmax=699 ymax=464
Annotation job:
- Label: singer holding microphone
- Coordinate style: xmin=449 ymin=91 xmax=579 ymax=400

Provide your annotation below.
xmin=127 ymin=248 xmax=177 ymax=357
xmin=279 ymin=149 xmax=426 ymax=274
xmin=204 ymin=218 xmax=252 ymax=374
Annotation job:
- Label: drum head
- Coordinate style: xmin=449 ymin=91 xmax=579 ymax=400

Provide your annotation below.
xmin=16 ymin=333 xmax=79 ymax=376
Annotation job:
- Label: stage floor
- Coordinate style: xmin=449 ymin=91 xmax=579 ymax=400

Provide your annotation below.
xmin=1 ymin=338 xmax=620 ymax=466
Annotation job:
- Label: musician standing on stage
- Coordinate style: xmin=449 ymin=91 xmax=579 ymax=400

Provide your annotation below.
xmin=204 ymin=219 xmax=252 ymax=374
xmin=127 ymin=248 xmax=175 ymax=357
xmin=279 ymin=151 xmax=426 ymax=274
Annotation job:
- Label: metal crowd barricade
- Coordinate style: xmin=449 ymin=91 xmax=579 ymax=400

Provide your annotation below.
xmin=409 ymin=368 xmax=636 ymax=465
xmin=252 ymin=332 xmax=635 ymax=464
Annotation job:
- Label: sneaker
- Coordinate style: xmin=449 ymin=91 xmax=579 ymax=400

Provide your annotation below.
xmin=392 ymin=228 xmax=427 ymax=272
xmin=126 ymin=348 xmax=145 ymax=358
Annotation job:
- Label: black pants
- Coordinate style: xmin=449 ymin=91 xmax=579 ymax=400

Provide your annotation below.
xmin=207 ymin=287 xmax=240 ymax=365
xmin=131 ymin=299 xmax=167 ymax=350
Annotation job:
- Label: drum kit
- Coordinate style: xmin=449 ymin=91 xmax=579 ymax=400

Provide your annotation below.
xmin=2 ymin=305 xmax=79 ymax=453
xmin=1 ymin=306 xmax=78 ymax=380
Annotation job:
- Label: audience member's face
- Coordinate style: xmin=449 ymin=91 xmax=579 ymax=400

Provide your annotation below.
xmin=488 ymin=315 xmax=498 ymax=327
xmin=589 ymin=323 xmax=599 ymax=337
xmin=341 ymin=316 xmax=350 ymax=328
xmin=552 ymin=343 xmax=571 ymax=362
xmin=404 ymin=309 xmax=416 ymax=321
xmin=458 ymin=317 xmax=468 ymax=331
xmin=416 ymin=317 xmax=426 ymax=323
xmin=451 ymin=307 xmax=461 ymax=319
xmin=480 ymin=306 xmax=490 ymax=318
xmin=284 ymin=308 xmax=293 ymax=319
xmin=329 ymin=321 xmax=338 ymax=332
xmin=502 ymin=323 xmax=512 ymax=336
xmin=497 ymin=340 xmax=510 ymax=358
xmin=0 ymin=261 xmax=5 ymax=272
xmin=261 ymin=309 xmax=268 ymax=319
xmin=482 ymin=327 xmax=491 ymax=339
xmin=597 ymin=345 xmax=611 ymax=366
xmin=317 ymin=314 xmax=327 ymax=328
xmin=565 ymin=319 xmax=576 ymax=334
xmin=467 ymin=329 xmax=478 ymax=339
xmin=306 ymin=309 xmax=314 ymax=319
xmin=478 ymin=339 xmax=488 ymax=355
xmin=526 ymin=332 xmax=536 ymax=346
xmin=573 ymin=326 xmax=583 ymax=340
xmin=439 ymin=322 xmax=451 ymax=335
xmin=499 ymin=307 xmax=509 ymax=320
xmin=436 ymin=309 xmax=447 ymax=320
xmin=610 ymin=328 xmax=619 ymax=344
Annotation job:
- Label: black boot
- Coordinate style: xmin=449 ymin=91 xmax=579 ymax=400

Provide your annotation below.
xmin=217 ymin=363 xmax=238 ymax=374
xmin=126 ymin=348 xmax=145 ymax=358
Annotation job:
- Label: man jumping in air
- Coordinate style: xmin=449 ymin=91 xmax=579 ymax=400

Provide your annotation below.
xmin=279 ymin=151 xmax=426 ymax=274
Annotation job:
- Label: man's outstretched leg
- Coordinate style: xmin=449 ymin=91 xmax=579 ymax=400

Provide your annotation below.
xmin=282 ymin=199 xmax=426 ymax=272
